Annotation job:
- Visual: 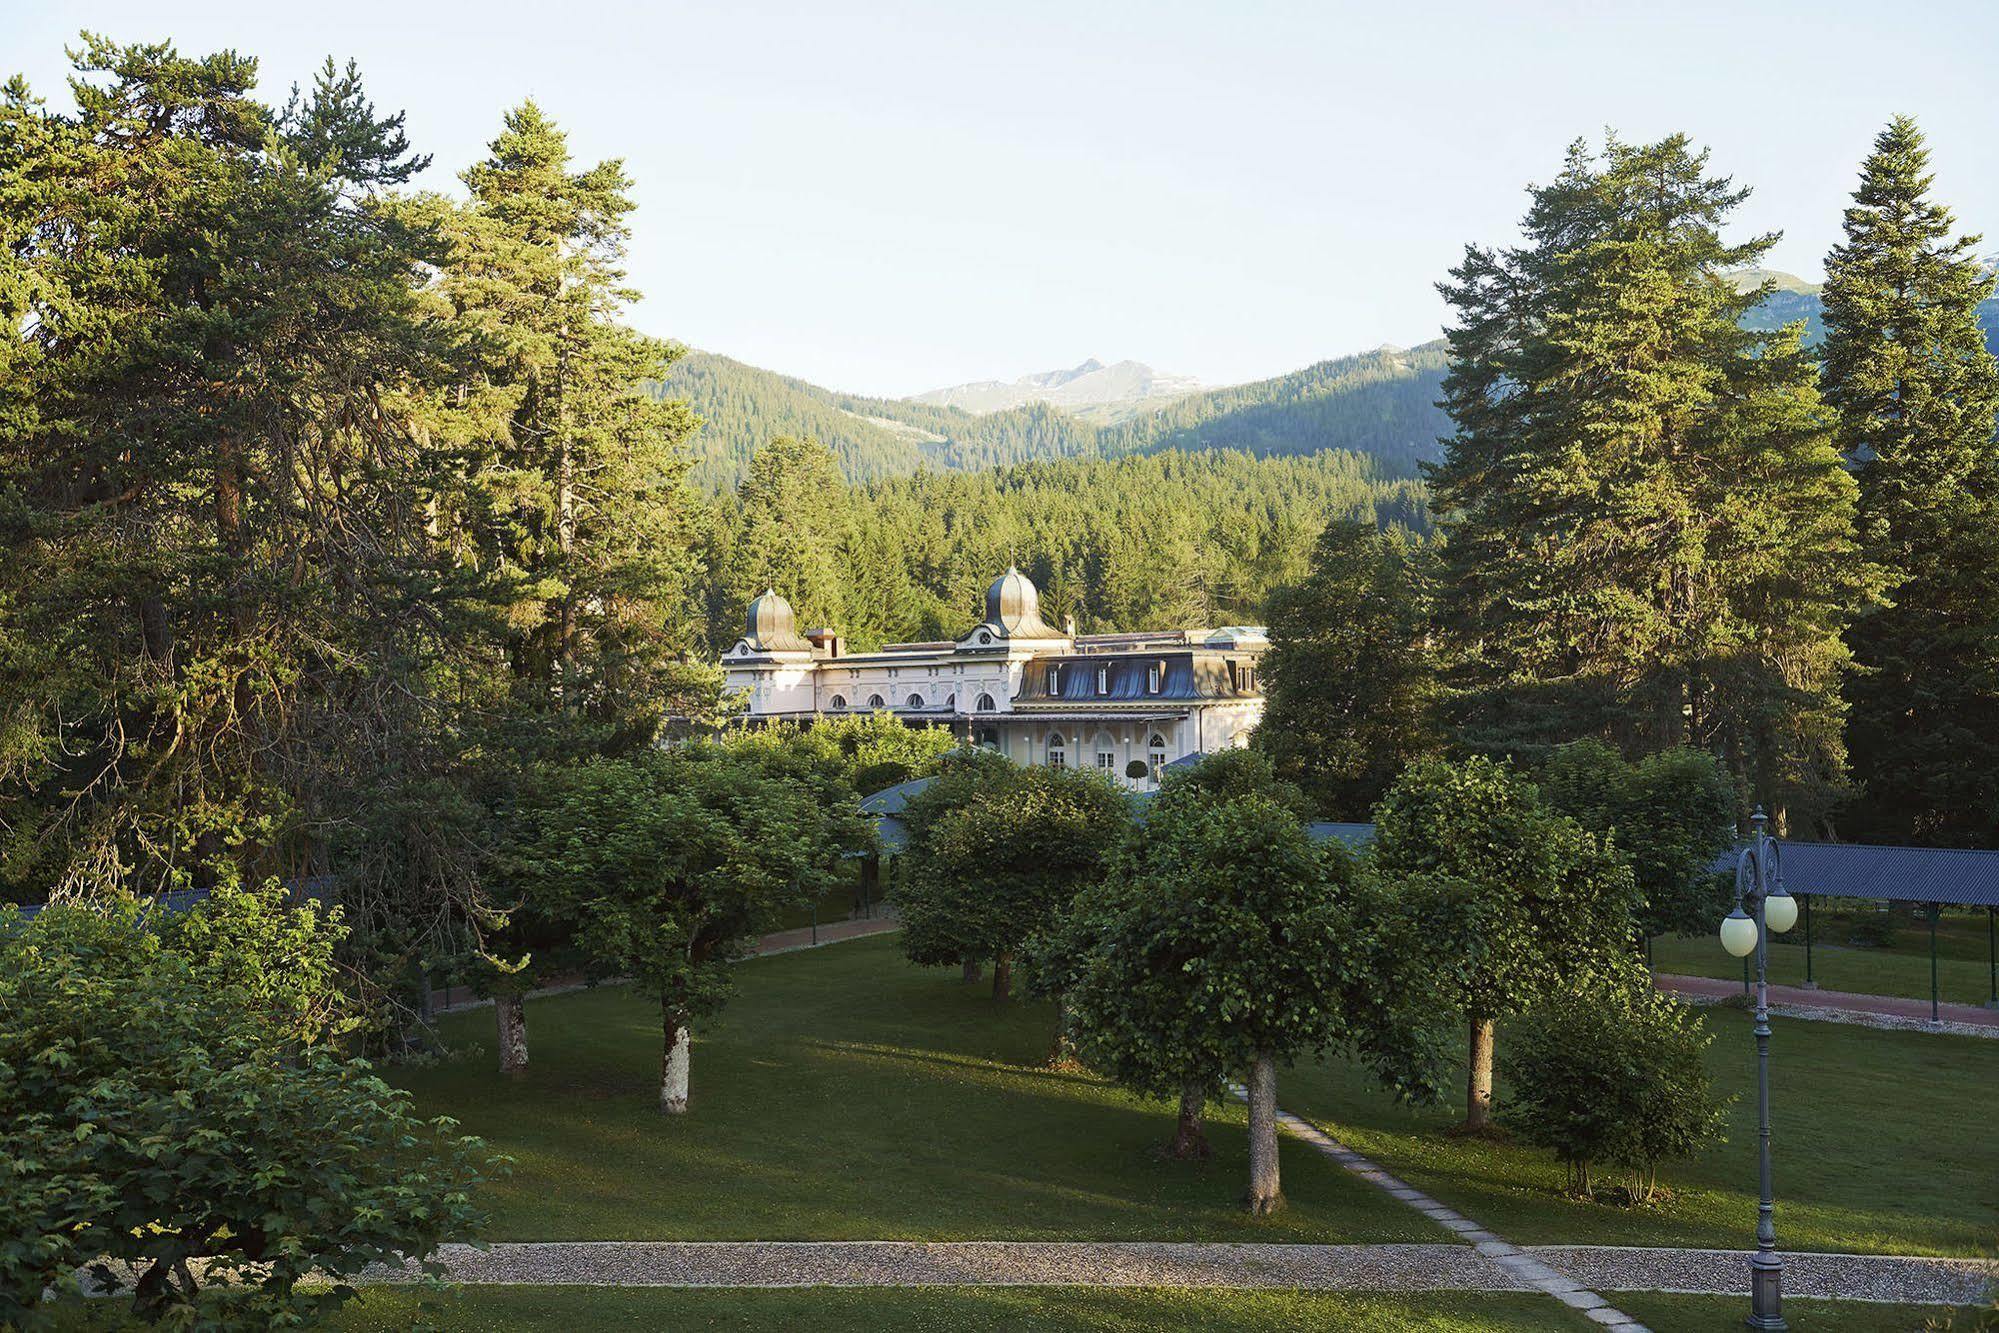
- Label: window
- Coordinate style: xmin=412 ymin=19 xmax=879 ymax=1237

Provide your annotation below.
xmin=1048 ymin=663 xmax=1063 ymax=694
xmin=829 ymin=694 xmax=848 ymax=710
xmin=906 ymin=693 xmax=925 ymax=709
xmin=1095 ymin=750 xmax=1116 ymax=771
xmin=975 ymin=692 xmax=996 ymax=712
xmin=1240 ymin=664 xmax=1255 ymax=692
xmin=1047 ymin=733 xmax=1068 ymax=768
xmin=1095 ymin=665 xmax=1109 ymax=695
xmin=1147 ymin=734 xmax=1168 ymax=782
xmin=1146 ymin=662 xmax=1162 ymax=694
xmin=867 ymin=693 xmax=885 ymax=708
xmin=976 ymin=727 xmax=999 ymax=749
xmin=1227 ymin=660 xmax=1240 ymax=691
xmin=945 ymin=693 xmax=956 ymax=711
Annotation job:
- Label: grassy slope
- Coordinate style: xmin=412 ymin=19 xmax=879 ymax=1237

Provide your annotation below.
xmin=1285 ymin=1010 xmax=1999 ymax=1257
xmin=394 ymin=936 xmax=1437 ymax=1244
xmin=1617 ymin=1293 xmax=1977 ymax=1332
xmin=1653 ymin=910 xmax=1999 ymax=1009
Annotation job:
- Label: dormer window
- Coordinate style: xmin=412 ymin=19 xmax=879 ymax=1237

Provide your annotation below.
xmin=1048 ymin=664 xmax=1063 ymax=694
xmin=1146 ymin=662 xmax=1163 ymax=694
xmin=1241 ymin=665 xmax=1255 ymax=692
xmin=1095 ymin=666 xmax=1109 ymax=695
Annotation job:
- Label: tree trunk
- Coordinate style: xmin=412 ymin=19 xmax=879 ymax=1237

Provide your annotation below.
xmin=961 ymin=957 xmax=983 ymax=984
xmin=991 ymin=952 xmax=1013 ymax=1002
xmin=1244 ymin=1052 xmax=1283 ymax=1214
xmin=495 ymin=992 xmax=528 ymax=1075
xmin=1464 ymin=1014 xmax=1496 ymax=1132
xmin=1169 ymin=1084 xmax=1212 ymax=1160
xmin=1049 ymin=997 xmax=1077 ymax=1066
xmin=660 ymin=1010 xmax=690 ymax=1115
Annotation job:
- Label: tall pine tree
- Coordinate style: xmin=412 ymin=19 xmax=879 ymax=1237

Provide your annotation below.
xmin=1430 ymin=135 xmax=1873 ymax=829
xmin=1821 ymin=117 xmax=1999 ymax=846
xmin=420 ymin=102 xmax=709 ymax=747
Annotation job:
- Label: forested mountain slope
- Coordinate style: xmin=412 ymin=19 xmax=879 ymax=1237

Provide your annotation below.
xmin=664 ymin=343 xmax=1452 ymax=489
xmin=665 ymin=277 xmax=1996 ymax=492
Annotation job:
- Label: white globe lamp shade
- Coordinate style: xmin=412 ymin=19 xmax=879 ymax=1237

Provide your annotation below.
xmin=1720 ymin=908 xmax=1759 ymax=958
xmin=1764 ymin=888 xmax=1799 ymax=935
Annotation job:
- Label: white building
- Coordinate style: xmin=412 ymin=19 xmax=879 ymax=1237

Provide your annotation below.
xmin=720 ymin=566 xmax=1267 ymax=786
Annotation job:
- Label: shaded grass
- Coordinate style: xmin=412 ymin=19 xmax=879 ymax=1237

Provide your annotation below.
xmin=1284 ymin=1009 xmax=1999 ymax=1257
xmin=313 ymin=1286 xmax=1602 ymax=1331
xmin=1616 ymin=1292 xmax=1980 ymax=1331
xmin=1651 ymin=913 xmax=1999 ymax=1009
xmin=392 ymin=935 xmax=1438 ymax=1243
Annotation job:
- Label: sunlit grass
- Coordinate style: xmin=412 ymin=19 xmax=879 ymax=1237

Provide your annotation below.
xmin=1285 ymin=1009 xmax=1999 ymax=1257
xmin=392 ymin=935 xmax=1440 ymax=1243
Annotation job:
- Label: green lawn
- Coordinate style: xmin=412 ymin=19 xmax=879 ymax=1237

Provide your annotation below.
xmin=1652 ymin=908 xmax=1999 ymax=1009
xmin=1617 ymin=1292 xmax=1980 ymax=1332
xmin=1284 ymin=1009 xmax=1999 ymax=1257
xmin=312 ymin=1286 xmax=1600 ymax=1331
xmin=393 ymin=935 xmax=1439 ymax=1243
xmin=40 ymin=1286 xmax=1980 ymax=1331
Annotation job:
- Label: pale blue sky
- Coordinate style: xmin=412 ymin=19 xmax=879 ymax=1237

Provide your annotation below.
xmin=9 ymin=1 xmax=1997 ymax=397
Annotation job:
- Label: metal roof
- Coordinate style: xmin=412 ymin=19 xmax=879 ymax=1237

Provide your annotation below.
xmin=1708 ymin=839 xmax=1999 ymax=908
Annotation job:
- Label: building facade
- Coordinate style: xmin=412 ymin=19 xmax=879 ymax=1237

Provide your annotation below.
xmin=720 ymin=567 xmax=1266 ymax=786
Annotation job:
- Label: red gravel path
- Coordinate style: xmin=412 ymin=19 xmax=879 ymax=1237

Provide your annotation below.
xmin=1655 ymin=972 xmax=1999 ymax=1028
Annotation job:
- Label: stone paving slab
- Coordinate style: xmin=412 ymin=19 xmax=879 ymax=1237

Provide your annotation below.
xmin=370 ymin=1241 xmax=1528 ymax=1291
xmin=1535 ymin=1245 xmax=1999 ymax=1305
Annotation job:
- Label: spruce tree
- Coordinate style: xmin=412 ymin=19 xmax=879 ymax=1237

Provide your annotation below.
xmin=1820 ymin=117 xmax=1999 ymax=846
xmin=1431 ymin=135 xmax=1872 ymax=828
xmin=1255 ymin=521 xmax=1438 ymax=817
xmin=422 ymin=102 xmax=708 ymax=743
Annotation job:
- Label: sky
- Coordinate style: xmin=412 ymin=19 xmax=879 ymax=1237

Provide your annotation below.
xmin=8 ymin=1 xmax=1998 ymax=398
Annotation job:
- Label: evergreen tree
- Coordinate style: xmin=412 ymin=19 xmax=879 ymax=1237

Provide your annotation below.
xmin=1820 ymin=117 xmax=1999 ymax=846
xmin=1431 ymin=135 xmax=1872 ymax=829
xmin=1256 ymin=521 xmax=1438 ymax=817
xmin=421 ymin=102 xmax=709 ymax=744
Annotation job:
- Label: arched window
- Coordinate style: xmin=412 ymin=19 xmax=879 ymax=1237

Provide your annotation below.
xmin=975 ymin=692 xmax=996 ymax=712
xmin=1093 ymin=732 xmax=1117 ymax=774
xmin=867 ymin=693 xmax=885 ymax=709
xmin=829 ymin=694 xmax=847 ymax=710
xmin=945 ymin=693 xmax=956 ymax=711
xmin=906 ymin=693 xmax=925 ymax=710
xmin=1047 ymin=732 xmax=1068 ymax=769
xmin=1147 ymin=733 xmax=1168 ymax=782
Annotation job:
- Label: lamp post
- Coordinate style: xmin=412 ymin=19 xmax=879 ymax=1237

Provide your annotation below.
xmin=1720 ymin=807 xmax=1797 ymax=1331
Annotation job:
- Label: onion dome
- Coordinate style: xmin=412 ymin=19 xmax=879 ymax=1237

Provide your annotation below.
xmin=982 ymin=566 xmax=1063 ymax=639
xmin=743 ymin=588 xmax=811 ymax=653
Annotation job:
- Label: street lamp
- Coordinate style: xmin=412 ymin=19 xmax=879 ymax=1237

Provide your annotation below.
xmin=1720 ymin=807 xmax=1794 ymax=1331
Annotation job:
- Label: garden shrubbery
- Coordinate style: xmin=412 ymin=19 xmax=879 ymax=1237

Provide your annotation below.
xmin=1505 ymin=982 xmax=1729 ymax=1203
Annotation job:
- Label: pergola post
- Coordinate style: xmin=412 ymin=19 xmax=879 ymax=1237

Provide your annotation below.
xmin=1988 ymin=906 xmax=1997 ymax=1010
xmin=1801 ymin=894 xmax=1816 ymax=989
xmin=1928 ymin=903 xmax=1940 ymax=1025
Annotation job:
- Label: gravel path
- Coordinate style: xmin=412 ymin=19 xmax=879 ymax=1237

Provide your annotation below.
xmin=1536 ymin=1246 xmax=1999 ymax=1305
xmin=359 ymin=1240 xmax=1995 ymax=1305
xmin=1657 ymin=973 xmax=1999 ymax=1037
xmin=373 ymin=1241 xmax=1524 ymax=1290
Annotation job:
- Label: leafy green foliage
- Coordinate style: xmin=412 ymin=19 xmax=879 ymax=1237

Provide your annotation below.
xmin=0 ymin=891 xmax=491 ymax=1328
xmin=1537 ymin=741 xmax=1736 ymax=939
xmin=1256 ymin=521 xmax=1439 ymax=818
xmin=1371 ymin=757 xmax=1641 ymax=1122
xmin=1430 ymin=134 xmax=1874 ymax=828
xmin=506 ymin=748 xmax=847 ymax=1053
xmin=1822 ymin=118 xmax=1999 ymax=848
xmin=1505 ymin=983 xmax=1729 ymax=1201
xmin=895 ymin=759 xmax=1131 ymax=990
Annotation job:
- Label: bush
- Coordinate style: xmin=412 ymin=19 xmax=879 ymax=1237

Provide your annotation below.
xmin=1505 ymin=983 xmax=1729 ymax=1202
xmin=0 ymin=890 xmax=496 ymax=1329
